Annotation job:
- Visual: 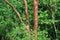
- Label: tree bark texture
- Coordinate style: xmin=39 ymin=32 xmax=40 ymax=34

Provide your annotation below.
xmin=33 ymin=0 xmax=39 ymax=40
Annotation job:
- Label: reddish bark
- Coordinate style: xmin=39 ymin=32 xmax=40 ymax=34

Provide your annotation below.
xmin=33 ymin=0 xmax=39 ymax=40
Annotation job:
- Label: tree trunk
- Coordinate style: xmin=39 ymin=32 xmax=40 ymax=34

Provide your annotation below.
xmin=33 ymin=0 xmax=39 ymax=40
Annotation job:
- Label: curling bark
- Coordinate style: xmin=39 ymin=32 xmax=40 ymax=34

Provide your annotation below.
xmin=33 ymin=0 xmax=39 ymax=40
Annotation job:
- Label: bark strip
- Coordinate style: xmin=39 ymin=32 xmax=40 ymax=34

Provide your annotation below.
xmin=33 ymin=0 xmax=39 ymax=40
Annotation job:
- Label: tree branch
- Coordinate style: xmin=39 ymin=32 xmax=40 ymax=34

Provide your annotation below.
xmin=23 ymin=0 xmax=31 ymax=40
xmin=4 ymin=0 xmax=23 ymax=23
xmin=23 ymin=0 xmax=30 ymax=32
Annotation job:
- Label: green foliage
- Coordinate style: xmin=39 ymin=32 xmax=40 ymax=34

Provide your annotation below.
xmin=0 ymin=0 xmax=60 ymax=40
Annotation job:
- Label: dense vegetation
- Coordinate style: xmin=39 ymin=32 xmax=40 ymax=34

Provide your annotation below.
xmin=0 ymin=0 xmax=60 ymax=40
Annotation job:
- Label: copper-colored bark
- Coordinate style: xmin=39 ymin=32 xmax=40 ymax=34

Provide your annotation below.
xmin=33 ymin=0 xmax=39 ymax=40
xmin=23 ymin=0 xmax=30 ymax=32
xmin=4 ymin=0 xmax=23 ymax=23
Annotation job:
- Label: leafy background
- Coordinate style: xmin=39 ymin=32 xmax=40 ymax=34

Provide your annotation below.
xmin=0 ymin=0 xmax=60 ymax=40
